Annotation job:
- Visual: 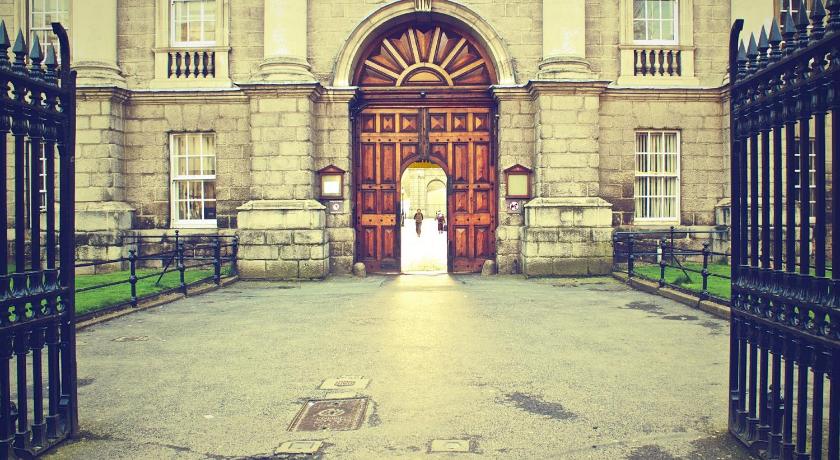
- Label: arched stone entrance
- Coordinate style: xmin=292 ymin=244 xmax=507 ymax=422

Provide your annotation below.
xmin=351 ymin=20 xmax=499 ymax=273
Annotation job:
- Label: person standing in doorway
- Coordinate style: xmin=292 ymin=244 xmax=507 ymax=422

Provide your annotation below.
xmin=436 ymin=210 xmax=446 ymax=234
xmin=414 ymin=209 xmax=424 ymax=237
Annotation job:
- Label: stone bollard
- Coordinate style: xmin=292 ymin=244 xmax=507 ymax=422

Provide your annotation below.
xmin=481 ymin=260 xmax=496 ymax=276
xmin=353 ymin=262 xmax=367 ymax=278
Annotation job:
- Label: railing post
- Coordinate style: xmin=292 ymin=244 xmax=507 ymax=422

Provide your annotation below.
xmin=627 ymin=235 xmax=635 ymax=278
xmin=670 ymin=226 xmax=676 ymax=265
xmin=213 ymin=238 xmax=221 ymax=285
xmin=659 ymin=238 xmax=667 ymax=287
xmin=128 ymin=250 xmax=137 ymax=307
xmin=701 ymin=242 xmax=710 ymax=300
xmin=231 ymin=236 xmax=239 ymax=276
xmin=177 ymin=239 xmax=186 ymax=295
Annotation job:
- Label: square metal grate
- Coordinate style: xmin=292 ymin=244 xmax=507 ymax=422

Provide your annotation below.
xmin=288 ymin=398 xmax=368 ymax=432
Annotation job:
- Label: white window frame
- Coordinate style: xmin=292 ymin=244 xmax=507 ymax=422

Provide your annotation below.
xmin=170 ymin=0 xmax=217 ymax=47
xmin=25 ymin=0 xmax=70 ymax=58
xmin=634 ymin=130 xmax=681 ymax=223
xmin=632 ymin=0 xmax=679 ymax=45
xmin=170 ymin=132 xmax=217 ymax=229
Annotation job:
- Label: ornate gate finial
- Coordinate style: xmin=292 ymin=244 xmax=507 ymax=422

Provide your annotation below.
xmin=415 ymin=0 xmax=431 ymax=12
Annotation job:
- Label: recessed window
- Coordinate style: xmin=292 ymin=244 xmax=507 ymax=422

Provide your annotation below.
xmin=170 ymin=133 xmax=217 ymax=228
xmin=29 ymin=0 xmax=69 ymax=54
xmin=634 ymin=130 xmax=680 ymax=221
xmin=633 ymin=0 xmax=678 ymax=44
xmin=171 ymin=0 xmax=217 ymax=46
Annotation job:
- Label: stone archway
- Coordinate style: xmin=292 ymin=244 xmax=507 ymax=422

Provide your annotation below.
xmin=332 ymin=0 xmax=516 ymax=87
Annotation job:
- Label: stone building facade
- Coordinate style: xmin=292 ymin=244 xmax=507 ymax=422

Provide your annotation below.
xmin=0 ymin=0 xmax=782 ymax=278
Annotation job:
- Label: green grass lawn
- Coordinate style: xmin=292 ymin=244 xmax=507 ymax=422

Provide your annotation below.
xmin=75 ymin=267 xmax=221 ymax=316
xmin=633 ymin=261 xmax=732 ymax=300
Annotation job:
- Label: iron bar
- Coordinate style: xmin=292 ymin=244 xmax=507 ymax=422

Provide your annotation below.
xmin=784 ymin=117 xmax=797 ymax=273
xmin=772 ymin=123 xmax=783 ymax=270
xmin=760 ymin=125 xmax=770 ymax=269
xmin=797 ymin=115 xmax=810 ymax=276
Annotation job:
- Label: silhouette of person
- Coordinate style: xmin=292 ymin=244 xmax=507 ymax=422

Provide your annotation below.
xmin=414 ymin=209 xmax=424 ymax=237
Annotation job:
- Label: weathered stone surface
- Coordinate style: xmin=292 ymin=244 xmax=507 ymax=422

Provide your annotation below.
xmin=353 ymin=262 xmax=367 ymax=278
xmin=481 ymin=260 xmax=496 ymax=276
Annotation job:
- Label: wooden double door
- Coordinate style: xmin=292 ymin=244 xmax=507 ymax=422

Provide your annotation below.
xmin=354 ymin=106 xmax=497 ymax=273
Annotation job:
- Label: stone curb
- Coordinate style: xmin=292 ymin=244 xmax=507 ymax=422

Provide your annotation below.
xmin=612 ymin=272 xmax=730 ymax=320
xmin=76 ymin=276 xmax=239 ymax=330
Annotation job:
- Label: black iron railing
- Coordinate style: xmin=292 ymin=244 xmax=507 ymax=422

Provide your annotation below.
xmin=614 ymin=229 xmax=731 ymax=303
xmin=729 ymin=3 xmax=839 ymax=458
xmin=0 ymin=20 xmax=77 ymax=458
xmin=75 ymin=232 xmax=239 ymax=319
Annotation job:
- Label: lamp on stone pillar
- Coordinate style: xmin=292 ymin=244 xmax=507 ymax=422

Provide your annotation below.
xmin=258 ymin=0 xmax=315 ymax=82
xmin=71 ymin=0 xmax=125 ymax=87
xmin=538 ymin=0 xmax=594 ymax=79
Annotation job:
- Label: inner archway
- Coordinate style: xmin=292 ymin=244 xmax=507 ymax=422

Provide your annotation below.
xmin=401 ymin=162 xmax=448 ymax=273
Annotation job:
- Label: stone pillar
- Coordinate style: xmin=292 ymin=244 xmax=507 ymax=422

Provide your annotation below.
xmin=314 ymin=88 xmax=356 ymax=275
xmin=519 ymin=82 xmax=612 ymax=276
xmin=236 ymin=200 xmax=329 ymax=280
xmin=237 ymin=84 xmax=326 ymax=279
xmin=492 ymin=87 xmax=535 ymax=275
xmin=538 ymin=0 xmax=594 ymax=79
xmin=71 ymin=0 xmax=125 ymax=88
xmin=258 ymin=0 xmax=315 ymax=82
xmin=74 ymin=89 xmax=135 ymax=264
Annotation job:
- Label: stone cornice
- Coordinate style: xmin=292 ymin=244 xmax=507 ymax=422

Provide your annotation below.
xmin=127 ymin=88 xmax=250 ymax=105
xmin=237 ymin=82 xmax=323 ymax=101
xmin=527 ymin=80 xmax=612 ymax=98
xmin=77 ymin=86 xmax=131 ymax=104
xmin=317 ymin=86 xmax=359 ymax=104
xmin=602 ymin=85 xmax=727 ymax=102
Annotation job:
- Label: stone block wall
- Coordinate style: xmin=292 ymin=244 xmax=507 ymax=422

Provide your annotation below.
xmin=521 ymin=197 xmax=613 ymax=276
xmin=236 ymin=200 xmax=329 ymax=279
xmin=124 ymin=95 xmax=252 ymax=229
xmin=599 ymin=91 xmax=728 ymax=227
xmin=533 ymin=84 xmax=603 ymax=199
xmin=246 ymin=87 xmax=317 ymax=200
xmin=313 ymin=90 xmax=355 ymax=275
xmin=494 ymin=89 xmax=535 ymax=274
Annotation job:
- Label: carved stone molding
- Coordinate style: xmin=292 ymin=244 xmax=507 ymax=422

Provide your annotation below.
xmin=415 ymin=0 xmax=431 ymax=12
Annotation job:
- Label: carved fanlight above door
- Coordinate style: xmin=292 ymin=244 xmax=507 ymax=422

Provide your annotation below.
xmin=353 ymin=23 xmax=496 ymax=88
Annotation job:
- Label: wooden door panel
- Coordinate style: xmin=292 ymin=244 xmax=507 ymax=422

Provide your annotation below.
xmin=381 ymin=144 xmax=397 ymax=183
xmin=361 ymin=144 xmax=376 ymax=183
xmin=382 ymin=227 xmax=397 ymax=259
xmin=454 ymin=226 xmax=469 ymax=258
xmin=361 ymin=190 xmax=377 ymax=213
xmin=382 ymin=190 xmax=397 ymax=214
xmin=474 ymin=226 xmax=490 ymax=258
xmin=474 ymin=190 xmax=490 ymax=213
xmin=453 ymin=143 xmax=469 ymax=183
xmin=474 ymin=142 xmax=490 ymax=183
xmin=361 ymin=227 xmax=377 ymax=259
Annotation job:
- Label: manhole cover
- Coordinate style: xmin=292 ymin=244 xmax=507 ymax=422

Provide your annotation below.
xmin=319 ymin=377 xmax=370 ymax=391
xmin=430 ymin=439 xmax=471 ymax=453
xmin=112 ymin=336 xmax=149 ymax=342
xmin=276 ymin=440 xmax=323 ymax=454
xmin=289 ymin=398 xmax=368 ymax=432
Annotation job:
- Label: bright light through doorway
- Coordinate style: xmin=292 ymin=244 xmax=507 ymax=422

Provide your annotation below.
xmin=401 ymin=163 xmax=448 ymax=273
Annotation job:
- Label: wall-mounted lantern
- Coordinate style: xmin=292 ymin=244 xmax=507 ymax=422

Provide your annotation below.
xmin=317 ymin=165 xmax=345 ymax=200
xmin=504 ymin=164 xmax=532 ymax=199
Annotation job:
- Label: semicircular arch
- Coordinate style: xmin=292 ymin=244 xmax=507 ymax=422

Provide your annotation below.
xmin=332 ymin=0 xmax=516 ymax=87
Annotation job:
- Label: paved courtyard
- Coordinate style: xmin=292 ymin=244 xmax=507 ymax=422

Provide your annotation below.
xmin=48 ymin=276 xmax=751 ymax=459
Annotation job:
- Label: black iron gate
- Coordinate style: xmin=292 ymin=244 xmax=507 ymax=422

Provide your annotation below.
xmin=729 ymin=2 xmax=839 ymax=459
xmin=0 ymin=21 xmax=77 ymax=459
